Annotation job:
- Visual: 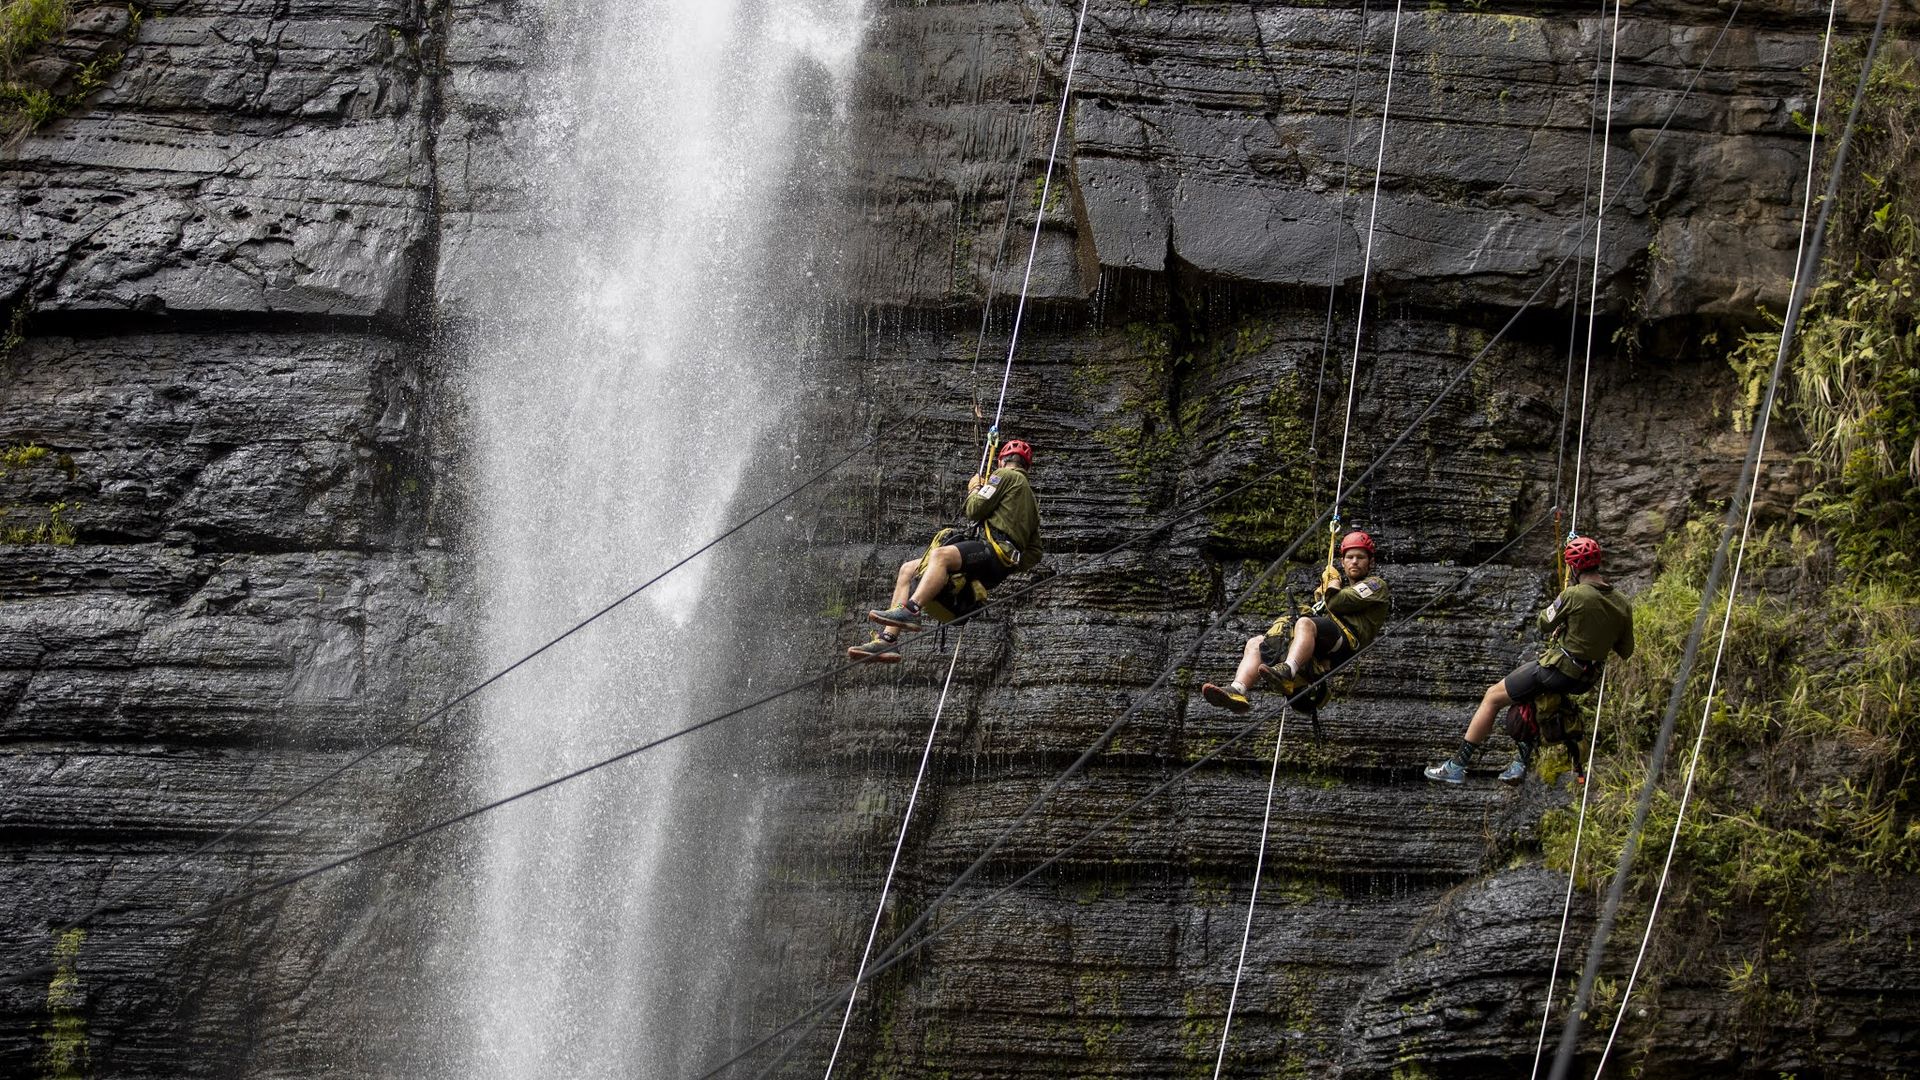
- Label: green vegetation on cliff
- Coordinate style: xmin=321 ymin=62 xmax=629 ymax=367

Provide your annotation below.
xmin=39 ymin=929 xmax=88 ymax=1080
xmin=1 ymin=0 xmax=142 ymax=143
xmin=1543 ymin=43 xmax=1920 ymax=1029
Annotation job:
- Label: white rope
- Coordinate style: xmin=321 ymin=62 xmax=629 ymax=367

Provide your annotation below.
xmin=980 ymin=0 xmax=1093 ymax=473
xmin=1552 ymin=0 xmax=1608 ymax=521
xmin=1529 ymin=672 xmax=1608 ymax=1080
xmin=823 ymin=637 xmax=968 ymax=1079
xmin=830 ymin=7 xmax=1093 ymax=1061
xmin=1309 ymin=0 xmax=1374 ymax=480
xmin=969 ymin=58 xmax=1047 ymax=432
xmin=1330 ymin=0 xmax=1404 ymax=516
xmin=1567 ymin=0 xmax=1626 ymax=539
xmin=1210 ymin=709 xmax=1290 ymax=1079
xmin=1592 ymin=6 xmax=1837 ymax=1068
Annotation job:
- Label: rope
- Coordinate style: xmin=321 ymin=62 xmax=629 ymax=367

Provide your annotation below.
xmin=1210 ymin=707 xmax=1290 ymax=1079
xmin=1528 ymin=10 xmax=1627 ymax=1054
xmin=823 ymin=637 xmax=966 ymax=1079
xmin=969 ymin=57 xmax=1047 ymax=451
xmin=1529 ymin=671 xmax=1608 ymax=1080
xmin=1592 ymin=4 xmax=1840 ymax=1070
xmin=1547 ymin=3 xmax=1892 ymax=1073
xmin=980 ymin=0 xmax=1094 ymax=472
xmin=0 ymin=459 xmax=1297 ymax=989
xmin=1551 ymin=0 xmax=1610 ymax=590
xmin=1330 ymin=0 xmax=1404 ymax=519
xmin=699 ymin=514 xmax=1555 ymax=1080
xmin=10 ymin=401 xmax=929 ymax=965
xmin=1567 ymin=0 xmax=1627 ymax=538
xmin=1308 ymin=0 xmax=1373 ymax=503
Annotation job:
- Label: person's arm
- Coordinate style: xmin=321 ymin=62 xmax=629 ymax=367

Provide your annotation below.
xmin=1615 ymin=604 xmax=1636 ymax=660
xmin=1326 ymin=576 xmax=1386 ymax=616
xmin=964 ymin=468 xmax=1018 ymax=522
xmin=1537 ymin=588 xmax=1572 ymax=637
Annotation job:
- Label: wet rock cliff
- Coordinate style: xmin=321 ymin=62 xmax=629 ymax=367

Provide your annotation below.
xmin=731 ymin=2 xmax=1920 ymax=1079
xmin=1 ymin=1 xmax=1915 ymax=1078
xmin=1 ymin=1 xmax=458 ymax=1075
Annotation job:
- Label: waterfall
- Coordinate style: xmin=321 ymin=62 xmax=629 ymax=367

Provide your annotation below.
xmin=442 ymin=2 xmax=866 ymax=1075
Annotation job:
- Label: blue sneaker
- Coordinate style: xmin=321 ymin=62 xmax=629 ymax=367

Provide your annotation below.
xmin=1424 ymin=759 xmax=1466 ymax=784
xmin=847 ymin=635 xmax=903 ymax=663
xmin=1498 ymin=758 xmax=1528 ymax=784
xmin=868 ymin=604 xmax=926 ymax=632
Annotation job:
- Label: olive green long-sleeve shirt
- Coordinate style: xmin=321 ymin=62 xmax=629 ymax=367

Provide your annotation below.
xmin=1325 ymin=573 xmax=1390 ymax=647
xmin=1264 ymin=573 xmax=1390 ymax=647
xmin=964 ymin=465 xmax=1043 ymax=571
xmin=1537 ymin=580 xmax=1634 ymax=679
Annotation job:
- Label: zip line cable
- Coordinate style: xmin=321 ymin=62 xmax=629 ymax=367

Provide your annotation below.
xmin=1551 ymin=0 xmax=1609 ymax=529
xmin=709 ymin=24 xmax=1757 ymax=1067
xmin=822 ymin=639 xmax=967 ymax=1080
xmin=1546 ymin=4 xmax=1893 ymax=1075
xmin=1528 ymin=671 xmax=1609 ymax=1080
xmin=969 ymin=56 xmax=1047 ymax=449
xmin=0 ymin=460 xmax=1295 ymax=989
xmin=1212 ymin=16 xmax=1398 ymax=1058
xmin=979 ymin=0 xmax=1093 ymax=471
xmin=1308 ymin=0 xmax=1371 ymax=502
xmin=1567 ymin=0 xmax=1627 ymax=538
xmin=702 ymin=514 xmax=1554 ymax=1080
xmin=1330 ymin=0 xmax=1404 ymax=519
xmin=1210 ymin=703 xmax=1291 ymax=1079
xmin=836 ymin=23 xmax=1088 ymax=1068
xmin=836 ymin=54 xmax=1047 ymax=1080
xmin=1530 ymin=4 xmax=1640 ymax=1065
xmin=1223 ymin=0 xmax=1408 ymax=999
xmin=1593 ymin=2 xmax=1840 ymax=1070
xmin=13 ymin=401 xmax=931 ymax=964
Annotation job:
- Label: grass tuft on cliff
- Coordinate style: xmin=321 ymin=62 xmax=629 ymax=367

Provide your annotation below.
xmin=1 ymin=0 xmax=144 ymax=143
xmin=0 ymin=0 xmax=67 ymax=71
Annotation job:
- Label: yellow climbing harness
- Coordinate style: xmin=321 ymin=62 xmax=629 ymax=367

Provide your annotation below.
xmin=912 ymin=526 xmax=990 ymax=624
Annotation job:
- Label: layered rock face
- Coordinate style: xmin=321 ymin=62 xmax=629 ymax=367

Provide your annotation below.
xmin=1 ymin=1 xmax=458 ymax=1076
xmin=2 ymin=1 xmax=1917 ymax=1079
xmin=730 ymin=2 xmax=1920 ymax=1078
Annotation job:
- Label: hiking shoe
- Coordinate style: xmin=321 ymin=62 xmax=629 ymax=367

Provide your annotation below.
xmin=1498 ymin=758 xmax=1528 ymax=784
xmin=867 ymin=604 xmax=926 ymax=632
xmin=847 ymin=635 xmax=903 ymax=664
xmin=1424 ymin=759 xmax=1466 ymax=784
xmin=1200 ymin=682 xmax=1252 ymax=714
xmin=1262 ymin=661 xmax=1307 ymax=697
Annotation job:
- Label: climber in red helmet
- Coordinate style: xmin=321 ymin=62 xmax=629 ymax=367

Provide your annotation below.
xmin=848 ymin=439 xmax=1044 ymax=662
xmin=1199 ymin=530 xmax=1390 ymax=714
xmin=1425 ymin=534 xmax=1634 ymax=784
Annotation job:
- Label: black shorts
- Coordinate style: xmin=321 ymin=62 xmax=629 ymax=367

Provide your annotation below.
xmin=1504 ymin=660 xmax=1589 ymax=703
xmin=1259 ymin=615 xmax=1352 ymax=667
xmin=951 ymin=538 xmax=1011 ymax=590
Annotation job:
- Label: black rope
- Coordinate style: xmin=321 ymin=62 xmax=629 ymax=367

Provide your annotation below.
xmin=0 ymin=456 xmax=1297 ymax=989
xmin=1547 ymin=2 xmax=1892 ymax=1074
xmin=705 ymin=513 xmax=1555 ymax=1080
xmin=9 ymin=400 xmax=933 ymax=971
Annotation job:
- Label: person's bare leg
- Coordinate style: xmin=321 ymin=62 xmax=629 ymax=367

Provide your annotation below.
xmin=1231 ymin=636 xmax=1266 ymax=690
xmin=1464 ymin=679 xmax=1512 ymax=745
xmin=1285 ymin=617 xmax=1317 ymax=675
xmin=909 ymin=546 xmax=963 ymax=608
xmin=889 ymin=558 xmax=919 ymax=608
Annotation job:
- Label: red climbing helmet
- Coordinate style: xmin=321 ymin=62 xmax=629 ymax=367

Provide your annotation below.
xmin=1564 ymin=535 xmax=1604 ymax=572
xmin=1339 ymin=530 xmax=1376 ymax=555
xmin=998 ymin=439 xmax=1033 ymax=468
